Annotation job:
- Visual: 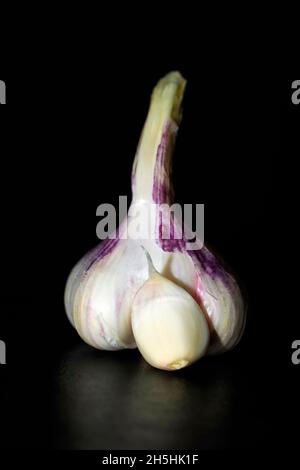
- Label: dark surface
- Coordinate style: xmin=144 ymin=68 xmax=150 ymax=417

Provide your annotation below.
xmin=52 ymin=344 xmax=276 ymax=450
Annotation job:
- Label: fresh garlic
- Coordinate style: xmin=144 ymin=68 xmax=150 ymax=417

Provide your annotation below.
xmin=64 ymin=71 xmax=246 ymax=367
xmin=131 ymin=251 xmax=210 ymax=370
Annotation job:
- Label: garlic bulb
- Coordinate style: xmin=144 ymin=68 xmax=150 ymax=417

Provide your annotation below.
xmin=132 ymin=251 xmax=210 ymax=370
xmin=64 ymin=71 xmax=246 ymax=368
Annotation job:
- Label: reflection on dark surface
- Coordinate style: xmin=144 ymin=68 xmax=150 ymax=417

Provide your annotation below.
xmin=52 ymin=343 xmax=273 ymax=450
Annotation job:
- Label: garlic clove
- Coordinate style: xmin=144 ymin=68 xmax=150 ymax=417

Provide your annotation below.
xmin=131 ymin=252 xmax=210 ymax=370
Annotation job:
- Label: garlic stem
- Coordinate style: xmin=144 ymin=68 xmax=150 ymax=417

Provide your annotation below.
xmin=132 ymin=71 xmax=186 ymax=203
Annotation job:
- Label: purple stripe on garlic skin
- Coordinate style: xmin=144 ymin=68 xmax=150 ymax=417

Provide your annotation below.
xmin=64 ymin=71 xmax=246 ymax=368
xmin=152 ymin=121 xmax=176 ymax=205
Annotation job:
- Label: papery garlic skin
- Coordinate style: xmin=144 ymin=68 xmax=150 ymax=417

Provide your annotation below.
xmin=190 ymin=247 xmax=246 ymax=354
xmin=65 ymin=236 xmax=147 ymax=350
xmin=131 ymin=268 xmax=210 ymax=370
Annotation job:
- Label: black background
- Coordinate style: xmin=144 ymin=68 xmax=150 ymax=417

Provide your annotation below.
xmin=0 ymin=37 xmax=299 ymax=453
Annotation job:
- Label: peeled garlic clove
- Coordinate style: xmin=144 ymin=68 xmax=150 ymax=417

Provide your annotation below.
xmin=131 ymin=253 xmax=210 ymax=370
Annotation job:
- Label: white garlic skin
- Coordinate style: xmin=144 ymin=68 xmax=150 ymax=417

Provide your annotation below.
xmin=131 ymin=271 xmax=210 ymax=371
xmin=64 ymin=237 xmax=148 ymax=350
xmin=189 ymin=247 xmax=246 ymax=355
